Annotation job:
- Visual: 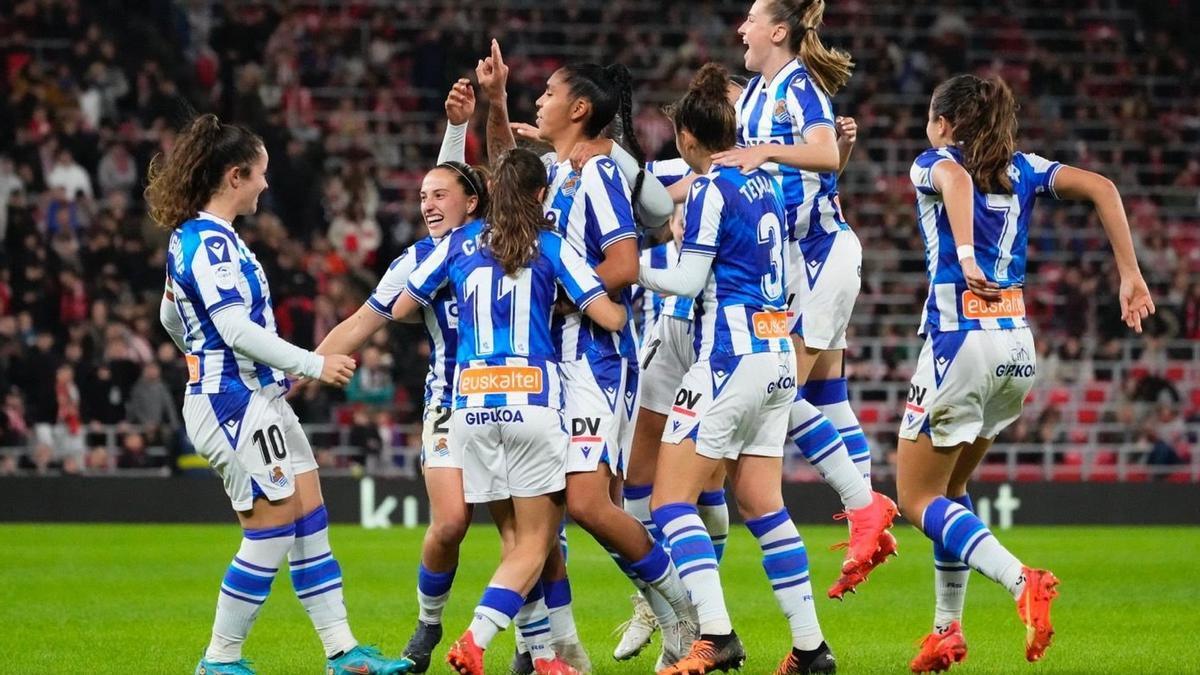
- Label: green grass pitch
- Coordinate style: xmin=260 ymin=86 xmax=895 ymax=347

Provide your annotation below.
xmin=1 ymin=523 xmax=1197 ymax=673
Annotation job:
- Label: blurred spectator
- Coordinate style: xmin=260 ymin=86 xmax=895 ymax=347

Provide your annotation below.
xmin=45 ymin=148 xmax=93 ymax=202
xmin=126 ymin=362 xmax=180 ymax=442
xmin=345 ymin=345 xmax=395 ymax=407
xmin=116 ymin=432 xmax=156 ymax=470
xmin=96 ymin=143 xmax=138 ymax=198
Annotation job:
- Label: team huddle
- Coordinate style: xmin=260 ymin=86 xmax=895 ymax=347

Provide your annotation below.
xmin=147 ymin=1 xmax=1157 ymax=674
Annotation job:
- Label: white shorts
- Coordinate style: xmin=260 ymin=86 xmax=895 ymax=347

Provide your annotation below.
xmin=562 ymin=356 xmax=639 ymax=476
xmin=899 ymin=328 xmax=1037 ymax=447
xmin=421 ymin=404 xmax=462 ymax=470
xmin=639 ymin=316 xmax=696 ymax=416
xmin=183 ymin=384 xmax=318 ymax=512
xmin=663 ymin=351 xmax=795 ymax=461
xmin=452 ymin=405 xmax=568 ymax=503
xmin=791 ymin=229 xmax=862 ymax=350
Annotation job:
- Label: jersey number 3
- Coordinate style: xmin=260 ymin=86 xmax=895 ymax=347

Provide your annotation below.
xmin=758 ymin=212 xmax=785 ymax=299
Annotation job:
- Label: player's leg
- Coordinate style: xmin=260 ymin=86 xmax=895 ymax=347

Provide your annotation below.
xmin=186 ymin=390 xmax=299 ymax=675
xmin=731 ymin=455 xmax=835 ymax=674
xmin=403 ymin=404 xmax=471 ymax=672
xmin=697 ymin=463 xmax=729 ymax=563
xmin=280 ymin=399 xmax=412 ymax=675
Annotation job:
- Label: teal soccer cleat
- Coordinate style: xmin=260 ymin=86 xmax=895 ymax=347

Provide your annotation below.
xmin=195 ymin=657 xmax=255 ymax=675
xmin=326 ymin=645 xmax=415 ymax=675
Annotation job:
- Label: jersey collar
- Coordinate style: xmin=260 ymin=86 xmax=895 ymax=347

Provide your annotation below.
xmin=196 ymin=210 xmax=236 ymax=234
xmin=759 ymin=58 xmax=805 ymax=91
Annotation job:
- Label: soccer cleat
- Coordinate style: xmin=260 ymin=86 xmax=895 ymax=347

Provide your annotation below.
xmin=550 ymin=638 xmax=592 ymax=674
xmin=447 ymin=631 xmax=485 ymax=675
xmin=774 ymin=642 xmax=837 ymax=674
xmin=327 ymin=645 xmax=414 ymax=675
xmin=613 ymin=593 xmax=659 ymax=660
xmin=1017 ymin=567 xmax=1060 ymax=662
xmin=828 ymin=494 xmax=899 ymax=599
xmin=658 ymin=631 xmax=747 ymax=675
xmin=195 ymin=657 xmax=255 ymax=675
xmin=910 ymin=622 xmax=968 ymax=673
xmin=510 ymin=648 xmax=534 ymax=675
xmin=401 ymin=620 xmax=443 ymax=673
xmin=659 ymin=616 xmax=699 ymax=670
xmin=533 ymin=656 xmax=580 ymax=675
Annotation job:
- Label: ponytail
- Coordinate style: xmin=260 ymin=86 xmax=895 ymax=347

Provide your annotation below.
xmin=144 ymin=113 xmax=264 ymax=229
xmin=561 ymin=62 xmax=646 ymax=225
xmin=767 ymin=0 xmax=853 ymax=95
xmin=667 ymin=63 xmax=738 ymax=152
xmin=484 ymin=149 xmax=554 ymax=275
xmin=931 ymin=75 xmax=1018 ymax=194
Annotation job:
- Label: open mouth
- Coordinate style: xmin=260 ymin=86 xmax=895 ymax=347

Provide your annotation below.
xmin=425 ymin=214 xmax=444 ymax=227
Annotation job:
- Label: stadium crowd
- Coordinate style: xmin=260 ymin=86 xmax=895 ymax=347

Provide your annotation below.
xmin=0 ymin=0 xmax=1196 ymax=477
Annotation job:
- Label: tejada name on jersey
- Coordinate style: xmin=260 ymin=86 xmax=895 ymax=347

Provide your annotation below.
xmin=463 ymin=409 xmax=526 ymax=425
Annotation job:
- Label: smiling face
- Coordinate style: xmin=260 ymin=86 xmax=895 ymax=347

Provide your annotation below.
xmin=420 ymin=167 xmax=477 ymax=239
xmin=535 ymin=69 xmax=584 ymax=143
xmin=738 ymin=0 xmax=785 ymax=73
xmin=233 ymin=148 xmax=269 ymax=216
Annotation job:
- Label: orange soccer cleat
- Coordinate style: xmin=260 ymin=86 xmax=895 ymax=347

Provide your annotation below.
xmin=657 ymin=633 xmax=746 ymax=675
xmin=910 ymin=621 xmax=968 ymax=673
xmin=828 ymin=492 xmax=899 ymax=599
xmin=532 ymin=656 xmax=579 ymax=675
xmin=1017 ymin=567 xmax=1060 ymax=662
xmin=446 ymin=631 xmax=485 ymax=675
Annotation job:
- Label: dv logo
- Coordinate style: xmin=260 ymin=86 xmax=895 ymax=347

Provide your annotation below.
xmin=571 ymin=417 xmax=601 ymax=437
xmin=907 ymin=384 xmax=927 ymax=406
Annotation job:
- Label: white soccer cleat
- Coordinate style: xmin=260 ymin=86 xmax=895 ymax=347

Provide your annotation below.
xmin=550 ymin=638 xmax=592 ymax=674
xmin=612 ymin=593 xmax=658 ymax=661
xmin=657 ymin=614 xmax=698 ymax=670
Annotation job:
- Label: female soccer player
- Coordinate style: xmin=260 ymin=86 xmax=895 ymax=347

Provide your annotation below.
xmin=645 ymin=63 xmax=835 ymax=675
xmin=148 ymin=114 xmax=411 ymax=675
xmin=717 ymin=0 xmax=897 ymax=598
xmin=899 ymin=74 xmax=1154 ymax=672
xmin=316 ymin=81 xmax=488 ymax=673
xmin=385 ymin=148 xmax=627 ymax=675
xmin=480 ymin=40 xmax=697 ymax=671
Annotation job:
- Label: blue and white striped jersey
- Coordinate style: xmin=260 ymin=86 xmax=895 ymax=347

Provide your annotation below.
xmin=735 ymin=59 xmax=849 ymax=247
xmin=910 ymin=146 xmax=1063 ymax=334
xmin=406 ymin=220 xmax=607 ymax=410
xmin=368 ymin=228 xmax=469 ymax=409
xmin=683 ymin=166 xmax=793 ymax=359
xmin=544 ymin=155 xmax=638 ymax=362
xmin=634 ymin=240 xmax=694 ymax=336
xmin=166 ymin=212 xmax=285 ymax=394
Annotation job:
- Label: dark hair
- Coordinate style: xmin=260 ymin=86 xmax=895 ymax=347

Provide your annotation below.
xmin=931 ymin=75 xmax=1018 ymax=194
xmin=483 ymin=149 xmax=554 ymax=275
xmin=667 ymin=63 xmax=738 ymax=153
xmin=560 ymin=63 xmax=645 ymax=222
xmin=765 ymin=0 xmax=853 ymax=95
xmin=144 ymin=114 xmax=263 ymax=229
xmin=433 ymin=160 xmax=490 ymax=218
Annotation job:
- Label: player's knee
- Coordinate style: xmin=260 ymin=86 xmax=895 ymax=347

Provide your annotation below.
xmin=565 ymin=490 xmax=608 ymax=531
xmin=896 ymin=488 xmax=935 ymax=525
xmin=427 ymin=512 xmax=470 ymax=548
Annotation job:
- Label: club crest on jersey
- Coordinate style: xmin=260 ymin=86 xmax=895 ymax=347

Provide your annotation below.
xmin=269 ymin=465 xmax=288 ymax=487
xmin=434 ymin=437 xmax=450 ymax=456
xmin=772 ymin=99 xmax=791 ymax=124
xmin=561 ymin=175 xmax=580 ymax=197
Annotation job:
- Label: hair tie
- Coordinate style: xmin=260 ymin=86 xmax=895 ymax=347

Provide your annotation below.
xmin=438 ymin=162 xmax=478 ymax=196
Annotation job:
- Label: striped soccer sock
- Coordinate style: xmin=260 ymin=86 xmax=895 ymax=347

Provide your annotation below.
xmin=921 ymin=497 xmax=1025 ymax=599
xmin=289 ymin=505 xmax=357 ymax=658
xmin=623 ymin=483 xmax=662 ymax=541
xmin=417 ymin=563 xmax=456 ymax=625
xmin=805 ymin=378 xmax=872 ymax=484
xmin=515 ymin=582 xmax=553 ymax=661
xmin=933 ymin=494 xmax=974 ymax=632
xmin=789 ymin=396 xmax=871 ymax=510
xmin=206 ymin=522 xmax=296 ymax=662
xmin=543 ymin=576 xmax=579 ymax=642
xmin=697 ymin=489 xmax=730 ymax=563
xmin=746 ymin=508 xmax=823 ymax=651
xmin=469 ymin=585 xmax=525 ymax=648
xmin=653 ymin=502 xmax=731 ymax=635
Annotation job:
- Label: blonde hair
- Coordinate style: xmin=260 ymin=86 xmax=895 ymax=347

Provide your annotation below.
xmin=767 ymin=0 xmax=854 ymax=95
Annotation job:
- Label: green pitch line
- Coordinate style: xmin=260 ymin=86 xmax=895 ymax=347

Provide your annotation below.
xmin=0 ymin=524 xmax=1196 ymax=673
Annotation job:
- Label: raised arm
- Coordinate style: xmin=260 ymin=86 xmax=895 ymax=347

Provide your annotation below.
xmin=477 ymin=39 xmax=515 ymax=162
xmin=437 ymin=78 xmax=476 ymax=164
xmin=1051 ymin=165 xmax=1155 ymax=332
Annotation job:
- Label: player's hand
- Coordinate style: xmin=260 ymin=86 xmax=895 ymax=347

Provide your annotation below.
xmin=1119 ymin=273 xmax=1155 ymax=334
xmin=475 ymin=39 xmax=509 ymax=100
xmin=835 ymin=116 xmax=858 ymax=148
xmin=961 ymin=257 xmax=1002 ymax=302
xmin=569 ymin=137 xmax=614 ymax=171
xmin=510 ymin=122 xmax=546 ymax=142
xmin=319 ymin=354 xmax=357 ymax=388
xmin=711 ymin=145 xmax=770 ymax=173
xmin=444 ymin=78 xmax=475 ymax=125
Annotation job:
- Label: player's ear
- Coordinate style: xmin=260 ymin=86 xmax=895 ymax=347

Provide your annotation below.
xmin=569 ymin=97 xmax=591 ymax=125
xmin=465 ymin=194 xmax=479 ymax=216
xmin=536 ymin=187 xmax=546 ymax=203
